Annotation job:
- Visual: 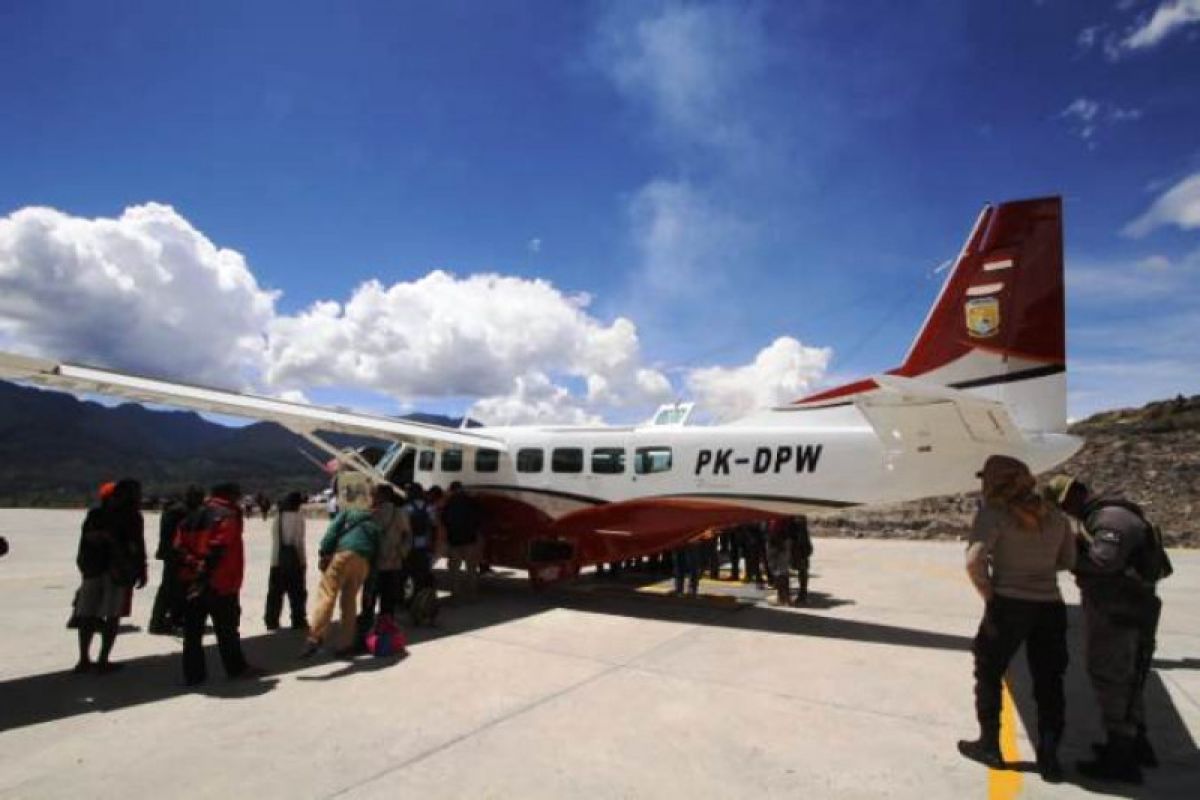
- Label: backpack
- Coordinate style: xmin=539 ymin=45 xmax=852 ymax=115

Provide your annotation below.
xmin=173 ymin=505 xmax=228 ymax=583
xmin=409 ymin=503 xmax=434 ymax=548
xmin=1092 ymin=499 xmax=1174 ymax=583
xmin=409 ymin=586 xmax=439 ymax=627
xmin=366 ymin=613 xmax=407 ymax=657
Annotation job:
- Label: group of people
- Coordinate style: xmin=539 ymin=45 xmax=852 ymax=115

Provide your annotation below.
xmin=69 ymin=476 xmax=486 ymax=684
xmin=603 ymin=517 xmax=813 ymax=605
xmin=300 ymin=479 xmax=486 ymax=657
xmin=958 ymin=454 xmax=1172 ymax=786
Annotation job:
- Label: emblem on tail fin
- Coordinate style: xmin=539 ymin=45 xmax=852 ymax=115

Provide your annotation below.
xmin=964 ymin=296 xmax=1000 ymax=338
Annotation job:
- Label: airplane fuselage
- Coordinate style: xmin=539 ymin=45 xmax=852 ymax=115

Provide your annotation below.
xmin=383 ymin=401 xmax=1080 ymax=581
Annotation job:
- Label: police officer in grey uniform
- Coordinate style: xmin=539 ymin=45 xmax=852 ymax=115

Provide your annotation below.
xmin=1048 ymin=475 xmax=1171 ymax=785
xmin=958 ymin=455 xmax=1076 ymax=783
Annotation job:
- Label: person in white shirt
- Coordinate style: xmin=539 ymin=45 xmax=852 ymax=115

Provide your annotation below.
xmin=264 ymin=491 xmax=308 ymax=630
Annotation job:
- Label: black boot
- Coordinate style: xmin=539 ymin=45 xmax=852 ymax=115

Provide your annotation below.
xmin=1090 ymin=727 xmax=1157 ymax=768
xmin=1078 ymin=733 xmax=1143 ymax=784
xmin=957 ymin=728 xmax=1003 ymax=769
xmin=1036 ymin=732 xmax=1063 ymax=783
xmin=1136 ymin=725 xmax=1159 ymax=768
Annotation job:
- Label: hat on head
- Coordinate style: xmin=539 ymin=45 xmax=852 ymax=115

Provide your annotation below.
xmin=98 ymin=482 xmax=117 ymax=500
xmin=975 ymin=454 xmax=1029 ymax=482
xmin=1043 ymin=474 xmax=1076 ymax=505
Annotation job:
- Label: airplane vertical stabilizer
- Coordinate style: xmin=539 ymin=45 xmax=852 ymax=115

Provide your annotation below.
xmin=796 ymin=196 xmax=1067 ymax=433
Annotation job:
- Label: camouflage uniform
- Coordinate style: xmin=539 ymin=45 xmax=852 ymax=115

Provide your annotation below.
xmin=1073 ymin=498 xmax=1166 ymax=782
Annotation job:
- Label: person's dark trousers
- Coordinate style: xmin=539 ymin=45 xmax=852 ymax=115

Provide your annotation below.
xmin=376 ymin=570 xmax=403 ymax=616
xmin=183 ymin=591 xmax=249 ymax=686
xmin=357 ymin=569 xmax=403 ymax=642
xmin=745 ymin=538 xmax=765 ymax=586
xmin=264 ymin=564 xmax=308 ymax=629
xmin=728 ymin=535 xmax=744 ymax=580
xmin=149 ymin=557 xmax=185 ymax=632
xmin=405 ymin=549 xmax=434 ymax=591
xmin=672 ymin=549 xmax=700 ymax=595
xmin=702 ymin=540 xmax=719 ymax=579
xmin=972 ymin=595 xmax=1068 ymax=743
xmin=794 ymin=556 xmax=810 ymax=601
xmin=775 ymin=570 xmax=791 ymax=605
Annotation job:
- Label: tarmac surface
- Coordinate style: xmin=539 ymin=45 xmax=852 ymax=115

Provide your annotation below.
xmin=0 ymin=508 xmax=1197 ymax=799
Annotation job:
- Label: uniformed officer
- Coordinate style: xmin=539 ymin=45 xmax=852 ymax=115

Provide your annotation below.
xmin=1046 ymin=475 xmax=1171 ymax=785
xmin=957 ymin=455 xmax=1076 ymax=783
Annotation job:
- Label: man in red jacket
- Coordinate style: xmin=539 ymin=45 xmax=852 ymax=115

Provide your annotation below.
xmin=174 ymin=483 xmax=261 ymax=686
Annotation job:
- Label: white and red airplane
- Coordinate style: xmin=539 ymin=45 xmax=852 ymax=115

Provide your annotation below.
xmin=0 ymin=195 xmax=1080 ymax=585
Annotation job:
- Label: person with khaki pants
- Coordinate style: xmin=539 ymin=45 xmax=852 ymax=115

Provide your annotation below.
xmin=301 ymin=505 xmax=380 ymax=658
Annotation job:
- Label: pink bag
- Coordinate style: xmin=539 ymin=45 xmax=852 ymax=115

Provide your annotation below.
xmin=366 ymin=613 xmax=407 ymax=657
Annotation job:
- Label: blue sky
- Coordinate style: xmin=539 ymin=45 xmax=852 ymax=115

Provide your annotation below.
xmin=1 ymin=0 xmax=1198 ymax=423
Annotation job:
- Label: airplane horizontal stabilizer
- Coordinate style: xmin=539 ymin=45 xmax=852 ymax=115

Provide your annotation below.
xmin=855 ymin=374 xmax=1024 ymax=452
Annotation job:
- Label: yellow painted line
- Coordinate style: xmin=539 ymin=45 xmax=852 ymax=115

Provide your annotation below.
xmin=989 ymin=678 xmax=1024 ymax=800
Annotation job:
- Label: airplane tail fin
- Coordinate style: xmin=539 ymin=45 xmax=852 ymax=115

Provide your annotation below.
xmin=797 ymin=196 xmax=1067 ymax=433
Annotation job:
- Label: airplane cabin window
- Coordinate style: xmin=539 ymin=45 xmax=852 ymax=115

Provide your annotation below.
xmin=591 ymin=448 xmax=626 ymax=474
xmin=475 ymin=449 xmax=500 ymax=473
xmin=516 ymin=448 xmax=544 ymax=473
xmin=418 ymin=450 xmax=435 ymax=471
xmin=441 ymin=449 xmax=463 ymax=472
xmin=551 ymin=447 xmax=584 ymax=473
xmin=635 ymin=446 xmax=672 ymax=474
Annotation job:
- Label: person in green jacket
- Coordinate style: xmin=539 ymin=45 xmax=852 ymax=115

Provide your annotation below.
xmin=300 ymin=503 xmax=381 ymax=658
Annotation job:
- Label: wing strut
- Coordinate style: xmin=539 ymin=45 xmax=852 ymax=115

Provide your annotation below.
xmin=290 ymin=427 xmax=397 ymax=490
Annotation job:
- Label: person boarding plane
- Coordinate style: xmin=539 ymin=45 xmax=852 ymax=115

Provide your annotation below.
xmin=0 ymin=196 xmax=1080 ymax=586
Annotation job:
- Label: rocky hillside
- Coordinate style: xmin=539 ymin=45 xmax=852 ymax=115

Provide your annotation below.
xmin=814 ymin=394 xmax=1200 ymax=547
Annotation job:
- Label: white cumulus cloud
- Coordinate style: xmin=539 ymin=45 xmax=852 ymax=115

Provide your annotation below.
xmin=0 ymin=203 xmax=276 ymax=388
xmin=0 ymin=202 xmax=843 ymax=427
xmin=1124 ymin=172 xmax=1200 ymax=237
xmin=265 ymin=271 xmax=674 ymax=418
xmin=469 ymin=372 xmax=603 ymax=427
xmin=1121 ymin=0 xmax=1200 ymax=51
xmin=686 ymin=336 xmax=831 ymax=422
xmin=0 ymin=203 xmax=677 ymax=423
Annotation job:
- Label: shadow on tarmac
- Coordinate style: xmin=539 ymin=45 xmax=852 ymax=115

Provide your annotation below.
xmin=0 ymin=568 xmax=972 ymax=735
xmin=0 ymin=631 xmax=298 ymax=734
xmin=7 ymin=568 xmax=1195 ymax=797
xmin=1004 ymin=605 xmax=1200 ymax=798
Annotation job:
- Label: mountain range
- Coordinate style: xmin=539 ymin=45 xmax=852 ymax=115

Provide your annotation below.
xmin=0 ymin=380 xmax=462 ymax=505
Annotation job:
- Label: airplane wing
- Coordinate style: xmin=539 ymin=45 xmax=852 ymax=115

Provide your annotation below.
xmin=855 ymin=373 xmax=1024 ymax=450
xmin=0 ymin=351 xmax=506 ymax=452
